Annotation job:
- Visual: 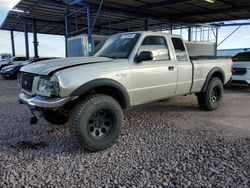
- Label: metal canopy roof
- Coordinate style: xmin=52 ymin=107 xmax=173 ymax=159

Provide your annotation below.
xmin=1 ymin=0 xmax=250 ymax=36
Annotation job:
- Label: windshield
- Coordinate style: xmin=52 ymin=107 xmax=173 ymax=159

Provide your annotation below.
xmin=94 ymin=33 xmax=140 ymax=59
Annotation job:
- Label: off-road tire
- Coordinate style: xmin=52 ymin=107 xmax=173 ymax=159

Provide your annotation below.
xmin=197 ymin=78 xmax=223 ymax=111
xmin=68 ymin=94 xmax=123 ymax=152
xmin=42 ymin=110 xmax=68 ymax=125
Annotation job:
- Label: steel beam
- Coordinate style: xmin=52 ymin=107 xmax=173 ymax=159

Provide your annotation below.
xmin=66 ymin=0 xmax=87 ymax=6
xmin=23 ymin=19 xmax=30 ymax=60
xmin=169 ymin=4 xmax=250 ymax=18
xmin=188 ymin=26 xmax=191 ymax=41
xmin=39 ymin=0 xmax=177 ymax=24
xmin=145 ymin=19 xmax=148 ymax=31
xmin=65 ymin=5 xmax=71 ymax=57
xmin=87 ymin=5 xmax=93 ymax=54
xmin=137 ymin=0 xmax=192 ymax=9
xmin=68 ymin=27 xmax=88 ymax=36
xmin=215 ymin=28 xmax=218 ymax=56
xmin=10 ymin=30 xmax=16 ymax=57
xmin=90 ymin=0 xmax=104 ymax=33
xmin=212 ymin=22 xmax=250 ymax=27
xmin=217 ymin=26 xmax=242 ymax=47
xmin=33 ymin=19 xmax=39 ymax=58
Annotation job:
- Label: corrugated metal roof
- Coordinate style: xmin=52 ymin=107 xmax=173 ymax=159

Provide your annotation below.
xmin=1 ymin=0 xmax=250 ymax=35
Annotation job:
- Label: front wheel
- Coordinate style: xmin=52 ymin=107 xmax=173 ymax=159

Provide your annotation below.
xmin=197 ymin=78 xmax=223 ymax=111
xmin=68 ymin=94 xmax=123 ymax=152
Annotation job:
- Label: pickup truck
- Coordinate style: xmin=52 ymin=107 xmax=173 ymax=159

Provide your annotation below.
xmin=19 ymin=32 xmax=232 ymax=151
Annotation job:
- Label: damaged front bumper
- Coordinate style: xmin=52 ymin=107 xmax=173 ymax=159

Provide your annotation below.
xmin=19 ymin=92 xmax=72 ymax=109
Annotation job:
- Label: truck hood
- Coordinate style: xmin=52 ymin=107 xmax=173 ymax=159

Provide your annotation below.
xmin=20 ymin=56 xmax=113 ymax=76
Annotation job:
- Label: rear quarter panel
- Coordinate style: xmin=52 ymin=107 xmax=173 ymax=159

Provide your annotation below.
xmin=191 ymin=58 xmax=232 ymax=92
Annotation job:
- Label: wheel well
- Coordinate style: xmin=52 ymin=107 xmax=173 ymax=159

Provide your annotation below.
xmin=201 ymin=69 xmax=225 ymax=92
xmin=211 ymin=71 xmax=224 ymax=84
xmin=89 ymin=86 xmax=128 ymax=109
xmin=67 ymin=85 xmax=128 ymax=110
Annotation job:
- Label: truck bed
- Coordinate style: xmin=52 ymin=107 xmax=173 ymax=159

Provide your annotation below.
xmin=190 ymin=57 xmax=232 ymax=92
xmin=190 ymin=56 xmax=231 ymax=60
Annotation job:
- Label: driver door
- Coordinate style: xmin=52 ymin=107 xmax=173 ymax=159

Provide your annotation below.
xmin=131 ymin=36 xmax=178 ymax=105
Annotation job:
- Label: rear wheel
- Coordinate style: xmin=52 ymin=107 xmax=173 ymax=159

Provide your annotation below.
xmin=197 ymin=78 xmax=223 ymax=111
xmin=68 ymin=94 xmax=123 ymax=152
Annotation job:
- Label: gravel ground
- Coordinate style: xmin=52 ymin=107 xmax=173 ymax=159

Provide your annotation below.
xmin=0 ymin=78 xmax=249 ymax=187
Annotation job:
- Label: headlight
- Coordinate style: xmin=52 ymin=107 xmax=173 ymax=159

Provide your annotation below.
xmin=37 ymin=78 xmax=60 ymax=97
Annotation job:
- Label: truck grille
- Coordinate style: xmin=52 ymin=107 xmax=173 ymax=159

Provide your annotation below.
xmin=232 ymin=68 xmax=247 ymax=75
xmin=21 ymin=73 xmax=35 ymax=92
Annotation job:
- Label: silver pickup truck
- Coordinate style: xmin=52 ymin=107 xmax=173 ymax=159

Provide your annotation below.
xmin=19 ymin=32 xmax=232 ymax=151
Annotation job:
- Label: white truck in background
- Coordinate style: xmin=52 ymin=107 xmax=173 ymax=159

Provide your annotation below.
xmin=19 ymin=32 xmax=232 ymax=151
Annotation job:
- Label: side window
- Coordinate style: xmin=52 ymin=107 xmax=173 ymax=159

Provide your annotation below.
xmin=235 ymin=52 xmax=250 ymax=61
xmin=171 ymin=38 xmax=188 ymax=61
xmin=139 ymin=36 xmax=170 ymax=61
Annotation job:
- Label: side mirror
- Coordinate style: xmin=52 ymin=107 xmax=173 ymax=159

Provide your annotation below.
xmin=135 ymin=51 xmax=154 ymax=63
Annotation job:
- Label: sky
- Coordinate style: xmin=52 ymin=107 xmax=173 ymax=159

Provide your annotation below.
xmin=0 ymin=0 xmax=250 ymax=57
xmin=0 ymin=0 xmax=65 ymax=57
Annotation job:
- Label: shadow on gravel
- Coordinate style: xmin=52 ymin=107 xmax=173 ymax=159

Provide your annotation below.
xmin=224 ymin=84 xmax=250 ymax=93
xmin=130 ymin=102 xmax=201 ymax=114
xmin=9 ymin=141 xmax=49 ymax=150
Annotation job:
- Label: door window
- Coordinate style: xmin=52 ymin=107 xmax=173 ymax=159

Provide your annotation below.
xmin=171 ymin=38 xmax=188 ymax=61
xmin=138 ymin=36 xmax=170 ymax=61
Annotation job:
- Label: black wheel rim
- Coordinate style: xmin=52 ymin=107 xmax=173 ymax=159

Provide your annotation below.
xmin=211 ymin=86 xmax=221 ymax=103
xmin=87 ymin=109 xmax=115 ymax=139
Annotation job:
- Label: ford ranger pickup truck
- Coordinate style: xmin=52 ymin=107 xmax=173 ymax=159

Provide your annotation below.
xmin=19 ymin=32 xmax=232 ymax=151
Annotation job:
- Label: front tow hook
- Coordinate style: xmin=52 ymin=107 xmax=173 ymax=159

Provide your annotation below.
xmin=29 ymin=108 xmax=38 ymax=125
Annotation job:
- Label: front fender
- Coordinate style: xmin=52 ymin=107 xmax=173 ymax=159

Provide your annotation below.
xmin=69 ymin=78 xmax=130 ymax=108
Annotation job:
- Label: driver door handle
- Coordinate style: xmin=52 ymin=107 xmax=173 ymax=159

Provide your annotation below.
xmin=168 ymin=66 xmax=175 ymax=71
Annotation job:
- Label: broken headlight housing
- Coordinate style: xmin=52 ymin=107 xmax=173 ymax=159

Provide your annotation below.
xmin=37 ymin=77 xmax=60 ymax=97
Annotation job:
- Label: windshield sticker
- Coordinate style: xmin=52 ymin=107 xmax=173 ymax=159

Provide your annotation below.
xmin=120 ymin=34 xmax=136 ymax=39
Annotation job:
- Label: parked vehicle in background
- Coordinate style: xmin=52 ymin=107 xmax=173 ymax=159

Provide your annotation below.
xmin=0 ymin=53 xmax=11 ymax=61
xmin=0 ymin=53 xmax=12 ymax=70
xmin=231 ymin=51 xmax=250 ymax=85
xmin=1 ymin=57 xmax=58 ymax=79
xmin=11 ymin=56 xmax=27 ymax=65
xmin=19 ymin=32 xmax=232 ymax=151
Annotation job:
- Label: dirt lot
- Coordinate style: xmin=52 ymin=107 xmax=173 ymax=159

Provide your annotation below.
xmin=0 ymin=78 xmax=249 ymax=187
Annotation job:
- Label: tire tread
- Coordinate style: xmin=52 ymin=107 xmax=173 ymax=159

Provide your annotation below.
xmin=197 ymin=78 xmax=223 ymax=111
xmin=68 ymin=94 xmax=123 ymax=152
